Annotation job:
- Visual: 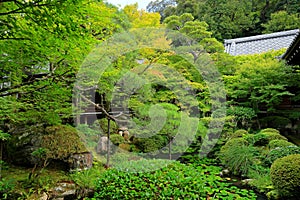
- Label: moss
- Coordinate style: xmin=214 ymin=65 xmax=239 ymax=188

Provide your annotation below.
xmin=268 ymin=139 xmax=296 ymax=149
xmin=41 ymin=125 xmax=87 ymax=160
xmin=270 ymin=154 xmax=300 ymax=197
xmin=229 ymin=129 xmax=248 ymax=139
xmin=260 ymin=128 xmax=280 ymax=134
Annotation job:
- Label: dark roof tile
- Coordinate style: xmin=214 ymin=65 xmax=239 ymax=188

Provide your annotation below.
xmin=224 ymin=29 xmax=300 ymax=56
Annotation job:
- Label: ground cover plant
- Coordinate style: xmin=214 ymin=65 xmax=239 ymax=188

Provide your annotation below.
xmin=92 ymin=159 xmax=257 ymax=199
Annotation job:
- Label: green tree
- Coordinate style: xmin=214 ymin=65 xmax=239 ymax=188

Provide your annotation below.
xmin=123 ymin=3 xmax=161 ymax=28
xmin=224 ymin=51 xmax=294 ymax=113
xmin=262 ymin=11 xmax=300 ymax=33
xmin=0 ymin=0 xmax=125 ymax=126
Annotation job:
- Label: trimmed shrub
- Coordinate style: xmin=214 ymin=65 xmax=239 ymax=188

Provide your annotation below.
xmin=259 ymin=116 xmax=291 ymax=129
xmin=270 ymin=154 xmax=300 ymax=197
xmin=110 ymin=134 xmax=125 ymax=146
xmin=264 ymin=146 xmax=300 ymax=167
xmin=245 ymin=131 xmax=287 ymax=146
xmin=229 ymin=129 xmax=248 ymax=139
xmin=133 ymin=135 xmax=167 ymax=153
xmin=268 ymin=139 xmax=296 ymax=149
xmin=42 ymin=125 xmax=87 ymax=160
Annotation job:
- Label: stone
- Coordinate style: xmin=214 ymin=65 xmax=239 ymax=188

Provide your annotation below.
xmin=49 ymin=182 xmax=76 ymax=199
xmin=38 ymin=192 xmax=48 ymax=200
xmin=69 ymin=152 xmax=93 ymax=170
xmin=97 ymin=136 xmax=108 ymax=153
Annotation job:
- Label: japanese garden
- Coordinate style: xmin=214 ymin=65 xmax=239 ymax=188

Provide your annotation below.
xmin=1 ymin=0 xmax=300 ymax=199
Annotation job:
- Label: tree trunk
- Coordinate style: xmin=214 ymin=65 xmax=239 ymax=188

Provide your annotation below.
xmin=0 ymin=141 xmax=2 ymax=179
xmin=106 ymin=118 xmax=111 ymax=167
xmin=168 ymin=138 xmax=172 ymax=160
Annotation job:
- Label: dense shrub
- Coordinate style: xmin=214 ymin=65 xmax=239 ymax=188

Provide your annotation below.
xmin=259 ymin=117 xmax=291 ymax=129
xmin=41 ymin=125 xmax=87 ymax=160
xmin=133 ymin=135 xmax=167 ymax=153
xmin=264 ymin=146 xmax=300 ymax=167
xmin=110 ymin=134 xmax=125 ymax=146
xmin=94 ymin=159 xmax=257 ymax=199
xmin=270 ymin=154 xmax=300 ymax=197
xmin=268 ymin=139 xmax=296 ymax=149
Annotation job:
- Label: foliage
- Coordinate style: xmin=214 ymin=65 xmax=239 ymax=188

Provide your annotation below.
xmin=224 ymin=51 xmax=294 ymax=113
xmin=268 ymin=139 xmax=296 ymax=149
xmin=93 ymin=159 xmax=257 ymax=199
xmin=159 ymin=0 xmax=300 ymax=40
xmin=245 ymin=129 xmax=287 ymax=146
xmin=259 ymin=116 xmax=291 ymax=129
xmin=270 ymin=154 xmax=300 ymax=197
xmin=0 ymin=0 xmax=126 ymax=126
xmin=123 ymin=4 xmax=161 ymax=28
xmin=264 ymin=146 xmax=300 ymax=167
xmin=262 ymin=11 xmax=300 ymax=33
xmin=227 ymin=106 xmax=256 ymax=129
xmin=0 ymin=178 xmax=15 ymax=200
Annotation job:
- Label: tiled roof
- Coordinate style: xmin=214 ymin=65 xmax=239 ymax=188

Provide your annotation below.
xmin=282 ymin=31 xmax=300 ymax=65
xmin=224 ymin=29 xmax=300 ymax=56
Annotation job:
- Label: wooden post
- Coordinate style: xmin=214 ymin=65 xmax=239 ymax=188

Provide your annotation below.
xmin=106 ymin=118 xmax=111 ymax=167
xmin=168 ymin=138 xmax=172 ymax=160
xmin=84 ymin=115 xmax=88 ymax=125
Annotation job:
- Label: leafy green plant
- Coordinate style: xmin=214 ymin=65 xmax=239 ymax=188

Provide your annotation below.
xmin=0 ymin=178 xmax=15 ymax=199
xmin=93 ymin=159 xmax=257 ymax=199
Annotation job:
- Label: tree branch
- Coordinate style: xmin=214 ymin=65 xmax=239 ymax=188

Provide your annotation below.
xmin=78 ymin=92 xmax=129 ymax=123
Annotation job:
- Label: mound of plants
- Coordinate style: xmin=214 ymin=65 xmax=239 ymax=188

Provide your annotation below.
xmin=245 ymin=129 xmax=287 ymax=146
xmin=270 ymin=154 xmax=300 ymax=197
xmin=219 ymin=144 xmax=259 ymax=176
xmin=93 ymin=159 xmax=257 ymax=199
